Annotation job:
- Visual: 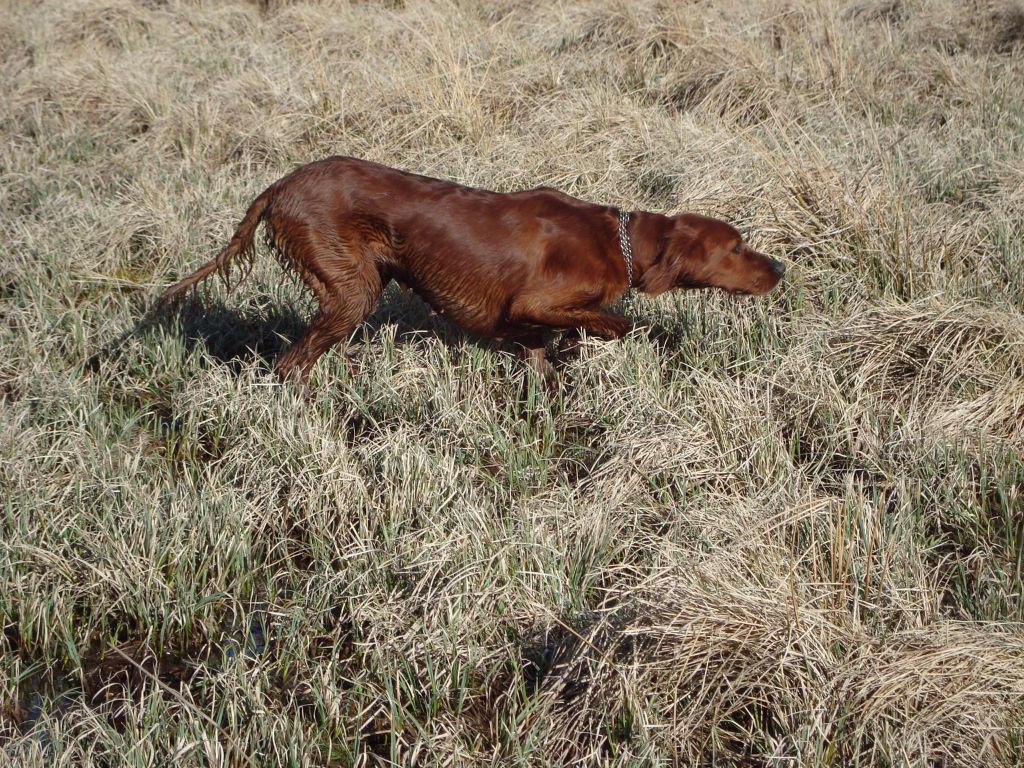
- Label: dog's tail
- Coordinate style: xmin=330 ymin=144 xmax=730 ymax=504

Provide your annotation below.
xmin=157 ymin=186 xmax=273 ymax=308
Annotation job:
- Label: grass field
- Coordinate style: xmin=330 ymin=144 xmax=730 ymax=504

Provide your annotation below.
xmin=3 ymin=0 xmax=1024 ymax=764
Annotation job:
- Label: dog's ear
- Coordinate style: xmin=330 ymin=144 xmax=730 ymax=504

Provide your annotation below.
xmin=640 ymin=216 xmax=704 ymax=296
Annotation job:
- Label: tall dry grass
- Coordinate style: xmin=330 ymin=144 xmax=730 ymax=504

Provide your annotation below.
xmin=2 ymin=0 xmax=1023 ymax=765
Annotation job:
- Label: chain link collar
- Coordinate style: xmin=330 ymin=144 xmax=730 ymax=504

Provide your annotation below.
xmin=618 ymin=208 xmax=634 ymax=305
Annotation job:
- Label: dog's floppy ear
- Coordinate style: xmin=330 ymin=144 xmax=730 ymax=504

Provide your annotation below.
xmin=640 ymin=216 xmax=704 ymax=296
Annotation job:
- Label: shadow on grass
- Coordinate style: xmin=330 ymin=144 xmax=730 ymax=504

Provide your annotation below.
xmin=176 ymin=284 xmax=500 ymax=374
xmin=86 ymin=283 xmax=675 ymax=382
xmin=84 ymin=284 xmax=488 ymax=376
xmin=4 ymin=612 xmax=278 ymax=746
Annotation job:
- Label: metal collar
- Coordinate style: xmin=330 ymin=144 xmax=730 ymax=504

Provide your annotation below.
xmin=618 ymin=208 xmax=634 ymax=295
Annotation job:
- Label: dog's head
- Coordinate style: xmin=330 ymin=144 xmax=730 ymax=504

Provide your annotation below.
xmin=642 ymin=214 xmax=785 ymax=297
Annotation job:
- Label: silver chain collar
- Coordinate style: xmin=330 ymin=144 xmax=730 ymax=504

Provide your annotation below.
xmin=618 ymin=208 xmax=634 ymax=300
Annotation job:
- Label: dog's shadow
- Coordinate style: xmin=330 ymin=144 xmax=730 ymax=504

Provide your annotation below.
xmin=90 ymin=285 xmax=669 ymax=379
xmin=173 ymin=284 xmax=498 ymax=375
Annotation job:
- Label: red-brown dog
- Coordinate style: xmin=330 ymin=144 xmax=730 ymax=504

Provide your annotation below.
xmin=159 ymin=156 xmax=785 ymax=383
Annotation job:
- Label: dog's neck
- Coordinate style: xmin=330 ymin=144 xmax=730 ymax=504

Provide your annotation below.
xmin=621 ymin=211 xmax=675 ymax=295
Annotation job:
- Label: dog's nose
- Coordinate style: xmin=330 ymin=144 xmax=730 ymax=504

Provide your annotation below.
xmin=771 ymin=260 xmax=786 ymax=278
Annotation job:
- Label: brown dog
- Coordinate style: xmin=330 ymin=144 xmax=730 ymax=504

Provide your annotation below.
xmin=159 ymin=156 xmax=785 ymax=383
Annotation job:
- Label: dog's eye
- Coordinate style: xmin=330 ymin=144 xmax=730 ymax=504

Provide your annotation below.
xmin=732 ymin=244 xmax=742 ymax=254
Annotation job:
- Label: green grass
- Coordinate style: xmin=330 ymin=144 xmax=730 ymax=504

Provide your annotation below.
xmin=2 ymin=0 xmax=1024 ymax=765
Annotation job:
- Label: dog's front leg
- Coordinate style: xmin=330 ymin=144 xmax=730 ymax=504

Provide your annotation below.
xmin=510 ymin=303 xmax=632 ymax=341
xmin=516 ymin=333 xmax=555 ymax=380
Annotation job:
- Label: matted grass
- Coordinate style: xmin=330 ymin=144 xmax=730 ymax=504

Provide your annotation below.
xmin=2 ymin=0 xmax=1023 ymax=765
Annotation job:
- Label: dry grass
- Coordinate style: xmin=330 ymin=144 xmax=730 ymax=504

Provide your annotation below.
xmin=2 ymin=0 xmax=1023 ymax=765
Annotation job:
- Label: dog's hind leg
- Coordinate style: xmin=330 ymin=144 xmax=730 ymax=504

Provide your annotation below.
xmin=275 ymin=309 xmax=353 ymax=386
xmin=274 ymin=278 xmax=382 ymax=385
xmin=271 ymin=232 xmax=384 ymax=386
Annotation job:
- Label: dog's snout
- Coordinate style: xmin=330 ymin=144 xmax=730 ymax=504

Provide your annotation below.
xmin=771 ymin=260 xmax=786 ymax=278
